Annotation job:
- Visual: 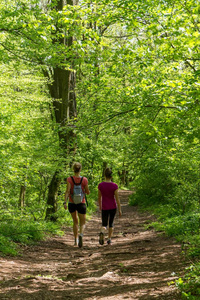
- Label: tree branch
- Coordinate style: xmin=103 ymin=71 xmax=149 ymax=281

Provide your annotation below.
xmin=77 ymin=104 xmax=179 ymax=129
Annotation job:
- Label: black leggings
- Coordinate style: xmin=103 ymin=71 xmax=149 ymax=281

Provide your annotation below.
xmin=102 ymin=209 xmax=117 ymax=228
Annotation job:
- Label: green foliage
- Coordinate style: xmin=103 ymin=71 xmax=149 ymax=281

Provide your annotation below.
xmin=0 ymin=0 xmax=199 ymax=279
xmin=151 ymin=213 xmax=200 ymax=240
xmin=0 ymin=236 xmax=18 ymax=256
xmin=129 ymin=161 xmax=175 ymax=206
xmin=0 ymin=218 xmax=62 ymax=256
xmin=176 ymin=263 xmax=200 ymax=299
xmin=0 ymin=2 xmax=199 ymax=298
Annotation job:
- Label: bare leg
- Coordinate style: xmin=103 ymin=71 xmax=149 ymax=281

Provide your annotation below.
xmin=78 ymin=213 xmax=86 ymax=248
xmin=78 ymin=213 xmax=86 ymax=235
xmin=108 ymin=227 xmax=113 ymax=239
xmin=70 ymin=211 xmax=78 ymax=245
xmin=107 ymin=227 xmax=114 ymax=244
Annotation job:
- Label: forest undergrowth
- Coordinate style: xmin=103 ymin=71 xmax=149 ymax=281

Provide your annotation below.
xmin=129 ymin=193 xmax=200 ymax=299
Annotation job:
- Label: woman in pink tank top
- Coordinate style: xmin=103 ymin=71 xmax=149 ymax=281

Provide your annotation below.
xmin=98 ymin=168 xmax=122 ymax=245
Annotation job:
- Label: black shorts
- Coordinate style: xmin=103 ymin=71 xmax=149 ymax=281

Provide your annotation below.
xmin=102 ymin=209 xmax=117 ymax=228
xmin=68 ymin=202 xmax=86 ymax=214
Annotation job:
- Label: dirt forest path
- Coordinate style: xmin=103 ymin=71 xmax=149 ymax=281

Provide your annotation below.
xmin=0 ymin=191 xmax=188 ymax=300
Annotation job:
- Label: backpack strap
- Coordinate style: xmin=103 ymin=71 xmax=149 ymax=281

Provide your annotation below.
xmin=79 ymin=176 xmax=84 ymax=185
xmin=71 ymin=176 xmax=83 ymax=185
xmin=85 ymin=194 xmax=88 ymax=207
xmin=71 ymin=176 xmax=75 ymax=184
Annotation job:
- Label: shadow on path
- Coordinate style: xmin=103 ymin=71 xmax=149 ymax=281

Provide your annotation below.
xmin=0 ymin=191 xmax=188 ymax=299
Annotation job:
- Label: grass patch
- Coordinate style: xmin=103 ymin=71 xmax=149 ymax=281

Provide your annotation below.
xmin=0 ymin=219 xmax=63 ymax=256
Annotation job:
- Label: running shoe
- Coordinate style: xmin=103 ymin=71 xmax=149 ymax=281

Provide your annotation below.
xmin=107 ymin=239 xmax=112 ymax=245
xmin=78 ymin=234 xmax=83 ymax=248
xmin=99 ymin=232 xmax=104 ymax=245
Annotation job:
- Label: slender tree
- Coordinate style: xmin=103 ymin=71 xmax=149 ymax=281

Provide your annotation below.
xmin=44 ymin=0 xmax=77 ymax=219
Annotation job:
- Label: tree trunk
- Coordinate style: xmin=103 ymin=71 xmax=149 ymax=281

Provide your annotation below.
xmin=19 ymin=171 xmax=27 ymax=208
xmin=46 ymin=171 xmax=60 ymax=221
xmin=118 ymin=169 xmax=129 ymax=186
xmin=45 ymin=0 xmax=77 ymax=220
xmin=102 ymin=162 xmax=107 ymax=181
xmin=19 ymin=185 xmax=26 ymax=208
xmin=45 ymin=69 xmax=76 ymax=219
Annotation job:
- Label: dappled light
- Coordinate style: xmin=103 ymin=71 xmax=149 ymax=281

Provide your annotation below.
xmin=0 ymin=0 xmax=199 ymax=298
xmin=0 ymin=191 xmax=187 ymax=299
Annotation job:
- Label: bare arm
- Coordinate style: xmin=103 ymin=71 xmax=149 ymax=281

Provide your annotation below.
xmin=84 ymin=184 xmax=90 ymax=195
xmin=98 ymin=189 xmax=102 ymax=211
xmin=114 ymin=189 xmax=122 ymax=216
xmin=64 ymin=181 xmax=71 ymax=210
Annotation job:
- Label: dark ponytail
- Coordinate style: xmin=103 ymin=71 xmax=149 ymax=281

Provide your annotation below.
xmin=105 ymin=168 xmax=112 ymax=179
